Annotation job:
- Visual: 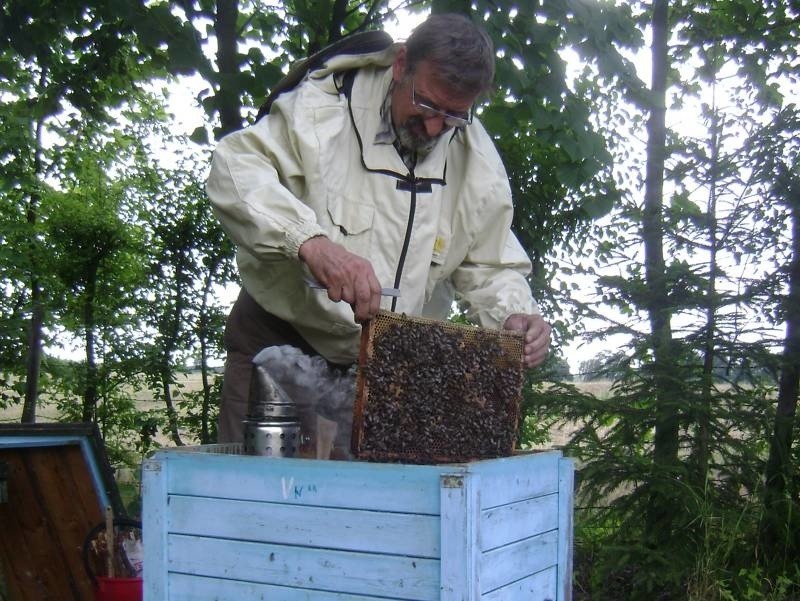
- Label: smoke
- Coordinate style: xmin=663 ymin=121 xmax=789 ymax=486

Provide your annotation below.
xmin=252 ymin=345 xmax=356 ymax=457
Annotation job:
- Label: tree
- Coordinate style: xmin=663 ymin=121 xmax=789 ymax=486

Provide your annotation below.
xmin=0 ymin=0 xmax=175 ymax=419
xmin=749 ymin=108 xmax=800 ymax=563
xmin=44 ymin=165 xmax=144 ymax=422
xmin=577 ymin=350 xmax=629 ymax=382
xmin=162 ymin=0 xmax=424 ymax=140
xmin=556 ymin=0 xmax=800 ymax=596
xmin=132 ymin=148 xmax=235 ymax=446
xmin=675 ymin=0 xmax=800 ymax=571
xmin=638 ymin=0 xmax=685 ymax=554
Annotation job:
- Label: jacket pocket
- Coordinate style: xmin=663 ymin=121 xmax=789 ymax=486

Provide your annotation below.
xmin=425 ymin=230 xmax=451 ymax=301
xmin=326 ymin=193 xmax=374 ymax=257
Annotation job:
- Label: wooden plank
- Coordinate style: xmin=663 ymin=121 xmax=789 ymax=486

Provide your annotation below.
xmin=0 ymin=436 xmax=87 ymax=448
xmin=557 ymin=458 xmax=575 ymax=601
xmin=167 ymin=534 xmax=440 ymax=600
xmin=143 ymin=458 xmax=169 ymax=601
xmin=0 ymin=450 xmax=38 ymax=601
xmin=64 ymin=444 xmax=107 ymax=524
xmin=168 ymin=495 xmax=440 ymax=557
xmin=78 ymin=438 xmax=112 ymax=511
xmin=439 ymin=473 xmax=480 ymax=601
xmin=159 ymin=451 xmax=451 ymax=514
xmin=482 ymin=566 xmax=558 ymax=601
xmin=0 ymin=447 xmax=97 ymax=601
xmin=33 ymin=445 xmax=101 ymax=599
xmin=143 ymin=448 xmax=573 ymax=601
xmin=479 ymin=530 xmax=558 ymax=594
xmin=470 ymin=452 xmax=561 ymax=509
xmin=480 ymin=494 xmax=558 ymax=552
xmin=167 ymin=572 xmax=414 ymax=601
xmin=0 ymin=425 xmax=126 ymax=601
xmin=0 ymin=423 xmax=96 ymax=438
xmin=24 ymin=447 xmax=84 ymax=599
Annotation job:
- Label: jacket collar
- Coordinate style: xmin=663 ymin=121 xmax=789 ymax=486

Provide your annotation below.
xmin=348 ymin=67 xmax=454 ymax=182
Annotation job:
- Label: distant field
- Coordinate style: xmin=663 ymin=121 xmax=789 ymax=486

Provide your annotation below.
xmin=1 ymin=375 xmax=613 ymax=452
xmin=0 ymin=371 xmax=210 ymax=423
xmin=571 ymin=380 xmax=615 ymax=397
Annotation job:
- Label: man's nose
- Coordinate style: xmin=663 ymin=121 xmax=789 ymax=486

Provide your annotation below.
xmin=423 ymin=115 xmax=446 ymax=137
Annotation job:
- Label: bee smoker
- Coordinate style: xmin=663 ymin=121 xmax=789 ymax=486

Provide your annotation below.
xmin=243 ymin=363 xmax=303 ymax=457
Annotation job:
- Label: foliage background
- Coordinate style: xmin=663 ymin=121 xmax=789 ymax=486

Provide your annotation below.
xmin=1 ymin=0 xmax=798 ymax=599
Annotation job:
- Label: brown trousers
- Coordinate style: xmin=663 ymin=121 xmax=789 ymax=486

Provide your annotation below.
xmin=217 ymin=288 xmax=317 ymax=443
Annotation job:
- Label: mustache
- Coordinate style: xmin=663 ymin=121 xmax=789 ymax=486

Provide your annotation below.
xmin=397 ymin=116 xmax=439 ymax=152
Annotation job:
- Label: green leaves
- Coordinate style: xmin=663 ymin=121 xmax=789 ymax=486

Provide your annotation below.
xmin=2 ymin=2 xmax=797 ymax=593
xmin=670 ymin=190 xmax=703 ymax=222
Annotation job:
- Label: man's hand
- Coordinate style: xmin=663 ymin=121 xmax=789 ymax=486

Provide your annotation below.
xmin=503 ymin=313 xmax=551 ymax=369
xmin=298 ymin=236 xmax=382 ymax=322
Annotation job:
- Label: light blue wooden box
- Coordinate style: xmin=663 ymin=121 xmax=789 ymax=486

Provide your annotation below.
xmin=142 ymin=446 xmax=574 ymax=601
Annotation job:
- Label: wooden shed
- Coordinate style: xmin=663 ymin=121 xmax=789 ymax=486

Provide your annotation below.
xmin=0 ymin=423 xmax=125 ymax=601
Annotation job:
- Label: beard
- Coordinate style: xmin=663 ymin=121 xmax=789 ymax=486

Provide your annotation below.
xmin=395 ymin=116 xmax=441 ymax=155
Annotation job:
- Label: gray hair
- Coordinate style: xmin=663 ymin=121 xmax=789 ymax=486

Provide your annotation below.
xmin=404 ymin=13 xmax=495 ymax=98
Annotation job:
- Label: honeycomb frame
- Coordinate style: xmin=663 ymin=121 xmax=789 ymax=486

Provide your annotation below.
xmin=351 ymin=310 xmax=525 ymax=464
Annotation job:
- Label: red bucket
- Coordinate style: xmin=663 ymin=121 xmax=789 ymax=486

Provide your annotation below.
xmin=95 ymin=576 xmax=142 ymax=601
xmin=83 ymin=517 xmax=143 ymax=601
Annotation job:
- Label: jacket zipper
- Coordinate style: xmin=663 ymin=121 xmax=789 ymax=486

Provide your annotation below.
xmin=391 ymin=168 xmax=417 ymax=312
xmin=340 ymin=78 xmax=450 ymax=312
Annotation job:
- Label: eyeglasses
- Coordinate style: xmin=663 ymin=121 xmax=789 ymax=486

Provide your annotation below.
xmin=411 ymin=80 xmax=473 ymax=129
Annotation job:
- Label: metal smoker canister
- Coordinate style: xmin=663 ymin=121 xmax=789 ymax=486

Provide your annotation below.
xmin=243 ymin=363 xmax=302 ymax=457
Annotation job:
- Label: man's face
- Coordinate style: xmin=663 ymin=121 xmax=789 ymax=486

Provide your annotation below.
xmin=390 ymin=51 xmax=476 ymax=153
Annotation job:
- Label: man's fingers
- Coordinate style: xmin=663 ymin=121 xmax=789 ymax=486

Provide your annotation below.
xmin=523 ymin=339 xmax=550 ymax=368
xmin=326 ymin=283 xmax=344 ymax=303
xmin=503 ymin=313 xmax=552 ymax=369
xmin=351 ymin=276 xmax=382 ymax=322
xmin=300 ymin=237 xmax=383 ymax=320
xmin=330 ymin=272 xmax=382 ymax=322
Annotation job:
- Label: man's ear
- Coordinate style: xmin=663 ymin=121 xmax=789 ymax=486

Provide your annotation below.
xmin=392 ymin=45 xmax=407 ymax=82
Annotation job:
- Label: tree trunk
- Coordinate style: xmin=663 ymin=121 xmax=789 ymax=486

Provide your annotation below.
xmin=21 ymin=116 xmax=47 ymax=424
xmin=82 ymin=276 xmax=98 ymax=423
xmin=431 ymin=0 xmax=471 ymax=16
xmin=197 ymin=262 xmax=220 ymax=445
xmin=214 ymin=0 xmax=243 ymax=137
xmin=761 ymin=171 xmax=800 ymax=560
xmin=642 ymin=0 xmax=680 ymax=546
xmin=21 ymin=279 xmax=43 ymax=423
xmin=697 ymin=83 xmax=722 ymax=483
xmin=328 ymin=0 xmax=348 ymax=43
xmin=160 ymin=263 xmax=187 ymax=446
xmin=161 ymin=369 xmax=184 ymax=446
xmin=198 ymin=325 xmax=212 ymax=445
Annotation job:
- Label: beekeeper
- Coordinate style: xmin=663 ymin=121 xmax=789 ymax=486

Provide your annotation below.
xmin=207 ymin=13 xmax=552 ymax=443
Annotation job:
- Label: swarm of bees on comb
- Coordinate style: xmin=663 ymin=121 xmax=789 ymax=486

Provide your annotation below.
xmin=352 ymin=312 xmax=524 ymax=464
